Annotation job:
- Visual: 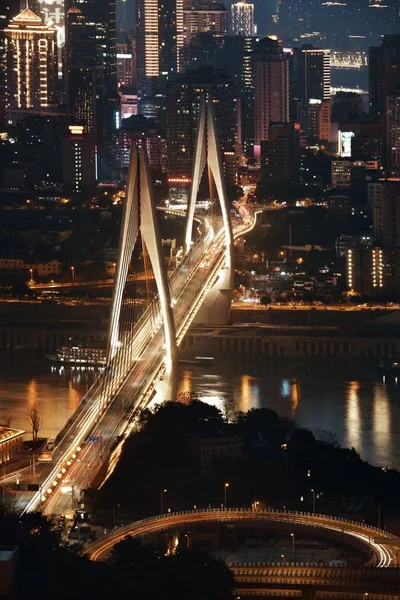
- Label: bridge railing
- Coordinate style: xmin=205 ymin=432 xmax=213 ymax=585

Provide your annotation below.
xmin=85 ymin=507 xmax=397 ymax=559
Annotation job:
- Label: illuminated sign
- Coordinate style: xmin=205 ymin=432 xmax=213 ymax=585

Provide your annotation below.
xmin=338 ymin=131 xmax=354 ymax=157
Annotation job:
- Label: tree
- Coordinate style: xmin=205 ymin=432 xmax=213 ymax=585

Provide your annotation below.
xmin=0 ymin=413 xmax=12 ymax=427
xmin=26 ymin=404 xmax=43 ymax=441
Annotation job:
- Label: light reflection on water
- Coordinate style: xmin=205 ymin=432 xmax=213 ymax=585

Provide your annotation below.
xmin=1 ymin=352 xmax=400 ymax=469
xmin=179 ymin=358 xmax=400 ymax=470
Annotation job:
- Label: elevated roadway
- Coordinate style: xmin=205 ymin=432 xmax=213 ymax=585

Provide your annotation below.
xmin=86 ymin=508 xmax=400 ymax=598
xmin=86 ymin=508 xmax=400 ymax=568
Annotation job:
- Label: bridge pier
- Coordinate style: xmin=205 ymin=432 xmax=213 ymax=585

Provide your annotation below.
xmin=301 ymin=589 xmax=316 ymax=600
xmin=192 ymin=262 xmax=234 ymax=326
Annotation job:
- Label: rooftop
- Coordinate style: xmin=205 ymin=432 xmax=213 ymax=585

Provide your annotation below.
xmin=13 ymin=8 xmax=42 ymax=23
xmin=0 ymin=426 xmax=25 ymax=443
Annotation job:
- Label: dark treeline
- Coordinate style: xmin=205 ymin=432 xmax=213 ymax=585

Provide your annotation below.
xmin=95 ymin=400 xmax=400 ymax=524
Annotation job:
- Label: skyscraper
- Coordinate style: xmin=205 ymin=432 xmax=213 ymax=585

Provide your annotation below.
xmin=253 ymin=37 xmax=289 ymax=148
xmin=0 ymin=0 xmax=20 ymax=125
xmin=165 ymin=66 xmax=237 ymax=179
xmin=65 ymin=0 xmax=117 ymax=100
xmin=136 ymin=0 xmax=184 ymax=99
xmin=4 ymin=8 xmax=57 ymax=116
xmin=65 ymin=7 xmax=104 ymax=138
xmin=222 ymin=36 xmax=257 ymax=154
xmin=386 ymin=91 xmax=400 ymax=170
xmin=183 ymin=1 xmax=227 ymax=46
xmin=369 ymin=34 xmax=400 ymax=120
xmin=300 ymin=47 xmax=331 ymax=102
xmin=231 ymin=0 xmax=254 ymax=36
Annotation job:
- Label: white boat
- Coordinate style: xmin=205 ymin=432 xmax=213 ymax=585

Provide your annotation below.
xmin=45 ymin=345 xmax=106 ymax=366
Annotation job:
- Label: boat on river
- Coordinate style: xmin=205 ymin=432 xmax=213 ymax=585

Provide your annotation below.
xmin=45 ymin=345 xmax=106 ymax=367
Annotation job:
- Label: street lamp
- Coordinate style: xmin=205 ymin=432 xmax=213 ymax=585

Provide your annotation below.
xmin=311 ymin=488 xmax=316 ymax=513
xmin=71 ymin=266 xmax=75 ymax=282
xmin=224 ymin=482 xmax=229 ymax=509
xmin=290 ymin=533 xmax=295 ymax=562
xmin=29 ymin=268 xmax=33 ymax=283
xmin=160 ymin=488 xmax=167 ymax=514
xmin=281 ymin=554 xmax=286 ymax=565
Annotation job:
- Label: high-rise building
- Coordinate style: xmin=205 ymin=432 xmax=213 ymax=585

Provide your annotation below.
xmin=346 ymin=247 xmax=400 ymax=295
xmin=372 ymin=180 xmax=400 ymax=247
xmin=253 ymin=37 xmax=289 ymax=149
xmin=65 ymin=0 xmax=117 ymax=101
xmin=4 ymin=8 xmax=57 ymax=116
xmin=0 ymin=0 xmax=20 ymax=126
xmin=62 ymin=124 xmax=96 ymax=196
xmin=66 ymin=32 xmax=104 ymax=138
xmin=183 ymin=1 xmax=227 ymax=46
xmin=386 ymin=91 xmax=400 ymax=170
xmin=117 ymin=35 xmax=136 ymax=88
xmin=299 ymin=99 xmax=331 ymax=143
xmin=37 ymin=0 xmax=65 ymax=48
xmin=260 ymin=121 xmax=300 ymax=183
xmin=136 ymin=0 xmax=184 ymax=99
xmin=369 ymin=35 xmax=400 ymax=120
xmin=231 ymin=0 xmax=254 ymax=36
xmin=222 ymin=35 xmax=256 ymax=154
xmin=165 ymin=67 xmax=237 ymax=180
xmin=300 ymin=47 xmax=331 ymax=102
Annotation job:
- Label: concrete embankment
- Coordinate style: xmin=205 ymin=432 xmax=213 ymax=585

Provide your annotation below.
xmin=0 ymin=301 xmax=399 ymax=358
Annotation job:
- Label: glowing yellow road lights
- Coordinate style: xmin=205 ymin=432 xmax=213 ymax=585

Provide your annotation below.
xmin=224 ymin=482 xmax=229 ymax=508
xmin=161 ymin=488 xmax=167 ymax=514
xmin=71 ymin=266 xmax=75 ymax=282
xmin=29 ymin=268 xmax=33 ymax=282
xmin=311 ymin=488 xmax=316 ymax=513
xmin=290 ymin=532 xmax=295 ymax=562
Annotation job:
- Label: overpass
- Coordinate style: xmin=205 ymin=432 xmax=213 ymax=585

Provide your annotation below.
xmin=18 ymin=97 xmax=261 ymax=516
xmin=86 ymin=508 xmax=399 ymax=567
xmin=85 ymin=508 xmax=400 ymax=597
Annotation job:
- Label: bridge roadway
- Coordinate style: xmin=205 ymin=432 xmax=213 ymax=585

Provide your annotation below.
xmin=19 ymin=210 xmax=260 ymax=516
xmin=86 ymin=508 xmax=400 ymax=567
xmin=85 ymin=509 xmax=400 ymax=595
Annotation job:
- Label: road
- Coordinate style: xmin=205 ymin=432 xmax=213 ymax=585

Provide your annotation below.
xmin=86 ymin=508 xmax=400 ymax=568
xmin=232 ymin=302 xmax=400 ymax=311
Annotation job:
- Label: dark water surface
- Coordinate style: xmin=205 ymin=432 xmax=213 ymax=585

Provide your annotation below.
xmin=0 ymin=352 xmax=399 ymax=469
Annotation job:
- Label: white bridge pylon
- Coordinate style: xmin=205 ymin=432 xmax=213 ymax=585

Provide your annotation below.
xmin=185 ymin=95 xmax=235 ymax=325
xmin=107 ymin=144 xmax=178 ymax=400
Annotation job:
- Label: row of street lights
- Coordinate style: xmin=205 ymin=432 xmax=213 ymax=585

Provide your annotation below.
xmin=160 ymin=482 xmax=231 ymax=514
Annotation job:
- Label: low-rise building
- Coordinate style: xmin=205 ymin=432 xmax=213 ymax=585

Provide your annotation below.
xmin=0 ymin=426 xmax=25 ymax=464
xmin=188 ymin=430 xmax=244 ymax=475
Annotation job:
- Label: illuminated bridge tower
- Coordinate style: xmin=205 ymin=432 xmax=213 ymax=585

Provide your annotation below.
xmin=185 ymin=95 xmax=234 ymax=326
xmin=108 ymin=144 xmax=178 ymax=401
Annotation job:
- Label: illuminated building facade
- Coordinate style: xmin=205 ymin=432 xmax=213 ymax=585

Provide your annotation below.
xmin=4 ymin=8 xmax=57 ymax=113
xmin=346 ymin=247 xmax=400 ymax=295
xmin=0 ymin=0 xmax=20 ymax=126
xmin=386 ymin=92 xmax=400 ymax=170
xmin=65 ymin=0 xmax=117 ymax=104
xmin=183 ymin=2 xmax=227 ymax=46
xmin=136 ymin=0 xmax=184 ymax=98
xmin=66 ymin=32 xmax=104 ymax=138
xmin=62 ymin=124 xmax=96 ymax=195
xmin=253 ymin=37 xmax=289 ymax=148
xmin=260 ymin=122 xmax=300 ymax=183
xmin=222 ymin=36 xmax=257 ymax=154
xmin=231 ymin=0 xmax=254 ymax=36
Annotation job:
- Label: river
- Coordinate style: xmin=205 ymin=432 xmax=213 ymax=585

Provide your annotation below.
xmin=0 ymin=352 xmax=399 ymax=469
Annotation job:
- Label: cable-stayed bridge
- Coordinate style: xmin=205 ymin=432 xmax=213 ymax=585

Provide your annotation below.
xmin=20 ymin=98 xmax=261 ymax=515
